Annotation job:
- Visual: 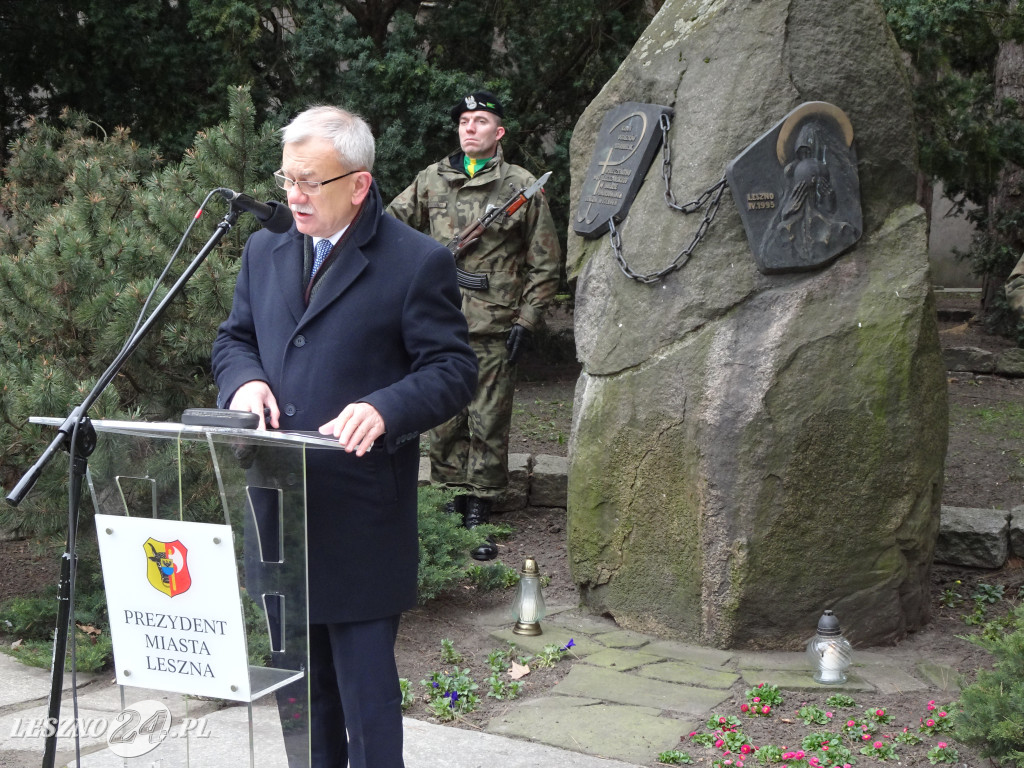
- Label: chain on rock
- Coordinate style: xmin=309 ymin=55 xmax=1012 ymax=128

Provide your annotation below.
xmin=610 ymin=113 xmax=728 ymax=284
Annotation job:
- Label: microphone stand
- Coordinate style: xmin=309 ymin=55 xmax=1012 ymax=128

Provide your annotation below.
xmin=5 ymin=205 xmax=242 ymax=768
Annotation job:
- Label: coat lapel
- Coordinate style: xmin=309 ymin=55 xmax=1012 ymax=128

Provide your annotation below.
xmin=268 ymin=229 xmax=307 ymax=325
xmin=301 ymin=243 xmax=369 ymax=325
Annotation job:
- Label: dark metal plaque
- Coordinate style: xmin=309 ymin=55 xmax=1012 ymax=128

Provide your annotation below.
xmin=573 ymin=102 xmax=674 ymax=239
xmin=726 ymin=102 xmax=862 ymax=274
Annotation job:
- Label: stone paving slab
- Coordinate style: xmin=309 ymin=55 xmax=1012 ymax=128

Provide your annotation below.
xmin=555 ymin=665 xmax=732 ymax=714
xmin=413 ymin=713 xmax=645 ymax=768
xmin=636 ymin=660 xmax=740 ymax=689
xmin=66 ymin=702 xmax=289 ymax=768
xmin=593 ymin=629 xmax=653 ymax=649
xmin=854 ymin=665 xmax=931 ymax=695
xmin=490 ymin=626 xmax=596 ymax=658
xmin=549 ymin=611 xmax=622 ymax=636
xmin=642 ymin=640 xmax=734 ymax=667
xmin=733 ymin=651 xmax=811 ymax=671
xmin=739 ymin=669 xmax=875 ymax=693
xmin=3 ymin=688 xmax=237 ymax=761
xmin=581 ymin=648 xmax=663 ymax=671
xmin=0 ymin=686 xmax=203 ymax=755
xmin=487 ymin=695 xmax=693 ymax=766
xmin=2 ymin=701 xmax=117 ymax=755
xmin=0 ymin=653 xmax=98 ymax=709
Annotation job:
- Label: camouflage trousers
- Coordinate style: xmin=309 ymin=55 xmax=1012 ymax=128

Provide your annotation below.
xmin=429 ymin=334 xmax=516 ymax=500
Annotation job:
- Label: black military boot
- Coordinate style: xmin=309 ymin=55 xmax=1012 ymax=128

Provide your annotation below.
xmin=463 ymin=496 xmax=497 ymax=561
xmin=444 ymin=494 xmax=468 ymax=518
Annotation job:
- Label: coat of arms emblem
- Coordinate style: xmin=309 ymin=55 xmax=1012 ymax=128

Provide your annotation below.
xmin=144 ymin=538 xmax=192 ymax=597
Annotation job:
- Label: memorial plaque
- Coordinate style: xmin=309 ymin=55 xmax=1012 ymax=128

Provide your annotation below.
xmin=726 ymin=102 xmax=862 ymax=274
xmin=574 ymin=102 xmax=673 ymax=238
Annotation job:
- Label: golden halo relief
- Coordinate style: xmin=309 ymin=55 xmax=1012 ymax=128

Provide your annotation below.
xmin=775 ymin=102 xmax=854 ymax=164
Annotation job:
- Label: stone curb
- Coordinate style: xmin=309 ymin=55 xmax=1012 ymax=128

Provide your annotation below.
xmin=420 ymin=458 xmax=1022 ymax=567
xmin=937 ymin=505 xmax=1022 ymax=568
xmin=418 ymin=453 xmax=567 ymax=511
xmin=944 ymin=346 xmax=1024 ymax=377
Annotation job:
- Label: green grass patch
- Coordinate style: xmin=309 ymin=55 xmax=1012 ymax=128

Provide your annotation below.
xmin=950 ymin=401 xmax=1024 ymax=438
xmin=512 ymin=398 xmax=570 ymax=446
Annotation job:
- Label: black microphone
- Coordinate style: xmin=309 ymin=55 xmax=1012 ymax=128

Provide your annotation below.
xmin=216 ymin=188 xmax=293 ymax=234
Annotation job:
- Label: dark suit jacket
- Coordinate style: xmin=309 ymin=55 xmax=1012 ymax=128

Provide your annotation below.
xmin=212 ymin=183 xmax=476 ymax=623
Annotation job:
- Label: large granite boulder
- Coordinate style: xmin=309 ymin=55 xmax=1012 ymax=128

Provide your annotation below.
xmin=566 ymin=0 xmax=948 ymax=648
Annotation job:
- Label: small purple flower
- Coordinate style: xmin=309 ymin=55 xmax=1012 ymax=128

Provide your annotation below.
xmin=432 ymin=682 xmax=439 ymax=688
xmin=563 ymin=638 xmax=575 ymax=650
xmin=444 ymin=691 xmax=459 ymax=706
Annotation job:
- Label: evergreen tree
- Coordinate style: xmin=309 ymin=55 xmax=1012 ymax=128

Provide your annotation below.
xmin=0 ymin=87 xmax=278 ymax=536
xmin=955 ymin=604 xmax=1024 ymax=766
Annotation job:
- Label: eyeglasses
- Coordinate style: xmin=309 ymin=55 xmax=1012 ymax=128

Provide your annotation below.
xmin=273 ymin=169 xmax=360 ymax=195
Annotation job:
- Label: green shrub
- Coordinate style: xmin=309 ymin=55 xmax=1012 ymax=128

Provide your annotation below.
xmin=242 ymin=593 xmax=272 ymax=666
xmin=415 ymin=486 xmax=506 ymax=602
xmin=0 ymin=559 xmax=107 ymax=643
xmin=954 ymin=603 xmax=1024 ymax=766
xmin=466 ymin=561 xmax=520 ymax=591
xmin=0 ymin=591 xmax=58 ymax=641
xmin=5 ymin=629 xmax=112 ymax=673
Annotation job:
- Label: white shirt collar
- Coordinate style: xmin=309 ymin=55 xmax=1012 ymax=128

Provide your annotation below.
xmin=313 ymin=225 xmax=349 ymax=249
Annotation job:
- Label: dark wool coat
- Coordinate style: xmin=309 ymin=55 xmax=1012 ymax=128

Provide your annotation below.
xmin=212 ymin=183 xmax=476 ymax=623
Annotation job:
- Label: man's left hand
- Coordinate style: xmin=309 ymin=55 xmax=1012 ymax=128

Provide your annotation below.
xmin=506 ymin=324 xmax=532 ymax=364
xmin=319 ymin=403 xmax=385 ymax=456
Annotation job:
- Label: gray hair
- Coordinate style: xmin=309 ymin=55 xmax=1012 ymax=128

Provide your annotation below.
xmin=281 ymin=106 xmax=375 ymax=172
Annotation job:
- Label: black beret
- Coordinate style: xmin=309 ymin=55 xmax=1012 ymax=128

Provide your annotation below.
xmin=450 ymin=91 xmax=504 ymax=121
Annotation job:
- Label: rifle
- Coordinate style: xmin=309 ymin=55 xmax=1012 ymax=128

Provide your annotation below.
xmin=448 ymin=171 xmax=552 ymax=291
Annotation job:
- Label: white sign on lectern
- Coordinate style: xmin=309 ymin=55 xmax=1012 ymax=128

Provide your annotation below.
xmin=95 ymin=514 xmax=253 ymax=700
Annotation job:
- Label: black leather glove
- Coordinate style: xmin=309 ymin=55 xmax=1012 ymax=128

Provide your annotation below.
xmin=505 ymin=324 xmax=532 ymax=364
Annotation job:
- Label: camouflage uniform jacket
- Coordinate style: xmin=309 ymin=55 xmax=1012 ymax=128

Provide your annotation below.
xmin=1007 ymin=251 xmax=1024 ymax=316
xmin=387 ymin=146 xmax=561 ymax=336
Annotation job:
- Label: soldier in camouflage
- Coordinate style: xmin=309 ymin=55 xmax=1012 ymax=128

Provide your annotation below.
xmin=387 ymin=90 xmax=561 ymax=560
